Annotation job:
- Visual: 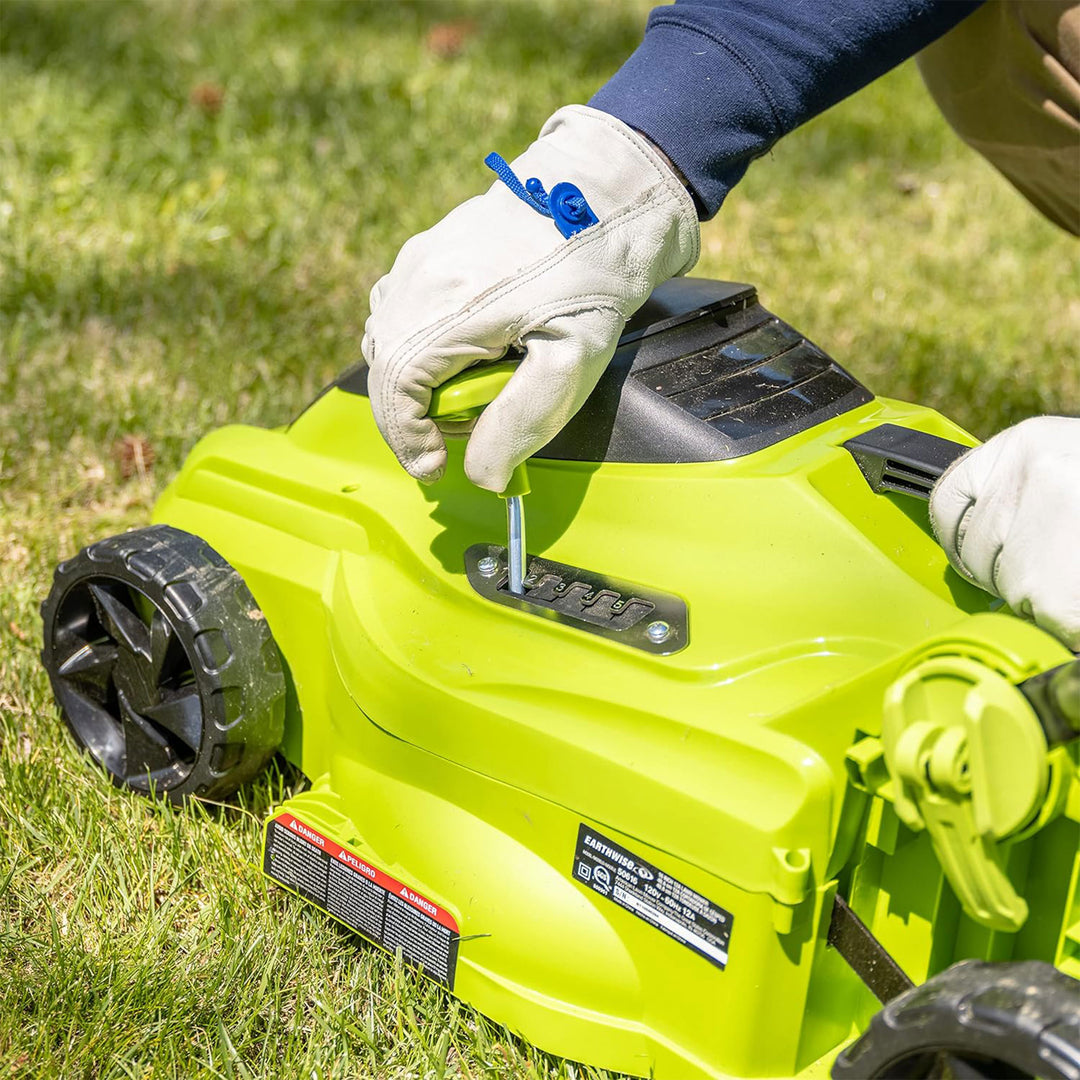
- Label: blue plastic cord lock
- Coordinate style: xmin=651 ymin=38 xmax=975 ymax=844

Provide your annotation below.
xmin=484 ymin=152 xmax=598 ymax=239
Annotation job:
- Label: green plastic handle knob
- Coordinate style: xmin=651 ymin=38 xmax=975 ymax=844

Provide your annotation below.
xmin=427 ymin=360 xmax=519 ymax=424
xmin=427 ymin=360 xmax=529 ymax=498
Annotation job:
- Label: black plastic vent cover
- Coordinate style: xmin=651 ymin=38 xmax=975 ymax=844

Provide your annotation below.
xmin=322 ymin=278 xmax=874 ymax=464
xmin=843 ymin=424 xmax=970 ymax=500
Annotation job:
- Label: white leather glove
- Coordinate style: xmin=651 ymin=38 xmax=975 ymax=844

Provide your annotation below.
xmin=930 ymin=416 xmax=1080 ymax=650
xmin=361 ymin=105 xmax=699 ymax=492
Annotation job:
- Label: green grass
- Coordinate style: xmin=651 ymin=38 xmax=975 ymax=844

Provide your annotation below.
xmin=0 ymin=1 xmax=1077 ymax=1076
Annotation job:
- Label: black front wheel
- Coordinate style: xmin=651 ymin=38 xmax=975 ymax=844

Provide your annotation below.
xmin=833 ymin=959 xmax=1080 ymax=1080
xmin=41 ymin=525 xmax=285 ymax=802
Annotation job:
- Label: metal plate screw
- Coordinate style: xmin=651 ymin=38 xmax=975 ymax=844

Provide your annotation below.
xmin=477 ymin=556 xmax=499 ymax=577
xmin=646 ymin=620 xmax=671 ymax=644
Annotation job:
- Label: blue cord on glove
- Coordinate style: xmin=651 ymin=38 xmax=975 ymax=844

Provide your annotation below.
xmin=484 ymin=152 xmax=599 ymax=239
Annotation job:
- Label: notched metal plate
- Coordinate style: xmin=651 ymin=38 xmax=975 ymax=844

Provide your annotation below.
xmin=465 ymin=544 xmax=688 ymax=655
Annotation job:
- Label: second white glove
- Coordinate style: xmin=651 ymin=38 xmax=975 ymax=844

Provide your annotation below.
xmin=361 ymin=105 xmax=699 ymax=492
xmin=930 ymin=415 xmax=1080 ymax=650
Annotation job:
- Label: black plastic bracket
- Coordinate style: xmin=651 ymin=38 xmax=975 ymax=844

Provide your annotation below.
xmin=843 ymin=423 xmax=971 ymax=500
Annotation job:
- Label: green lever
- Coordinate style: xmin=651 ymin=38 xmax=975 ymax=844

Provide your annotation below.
xmin=427 ymin=359 xmax=530 ymax=592
xmin=427 ymin=361 xmax=516 ymax=423
xmin=427 ymin=361 xmax=530 ymax=498
xmin=882 ymin=655 xmax=1051 ymax=932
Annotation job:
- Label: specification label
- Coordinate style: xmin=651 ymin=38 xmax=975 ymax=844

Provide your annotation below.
xmin=573 ymin=824 xmax=733 ymax=970
xmin=264 ymin=814 xmax=459 ymax=989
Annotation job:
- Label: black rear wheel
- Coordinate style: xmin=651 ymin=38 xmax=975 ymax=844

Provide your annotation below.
xmin=833 ymin=960 xmax=1080 ymax=1080
xmin=41 ymin=525 xmax=285 ymax=802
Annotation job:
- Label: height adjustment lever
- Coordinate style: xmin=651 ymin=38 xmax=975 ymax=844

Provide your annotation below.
xmin=427 ymin=359 xmax=530 ymax=595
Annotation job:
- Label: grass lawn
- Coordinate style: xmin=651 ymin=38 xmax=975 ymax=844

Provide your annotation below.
xmin=1 ymin=1 xmax=1077 ymax=1077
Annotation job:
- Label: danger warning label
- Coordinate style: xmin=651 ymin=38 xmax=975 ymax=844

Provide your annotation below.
xmin=573 ymin=824 xmax=733 ymax=970
xmin=264 ymin=814 xmax=459 ymax=989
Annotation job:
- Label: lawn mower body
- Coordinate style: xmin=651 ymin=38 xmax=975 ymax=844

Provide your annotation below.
xmin=144 ymin=280 xmax=1079 ymax=1078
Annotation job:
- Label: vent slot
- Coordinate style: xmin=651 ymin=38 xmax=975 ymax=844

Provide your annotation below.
xmin=880 ymin=459 xmax=941 ymax=498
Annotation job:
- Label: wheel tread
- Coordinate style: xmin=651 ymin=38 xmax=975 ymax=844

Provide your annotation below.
xmin=41 ymin=525 xmax=286 ymax=803
xmin=833 ymin=959 xmax=1080 ymax=1080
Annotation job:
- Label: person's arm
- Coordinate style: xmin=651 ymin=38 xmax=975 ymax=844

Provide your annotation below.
xmin=591 ymin=0 xmax=984 ymax=217
xmin=365 ymin=0 xmax=987 ymax=490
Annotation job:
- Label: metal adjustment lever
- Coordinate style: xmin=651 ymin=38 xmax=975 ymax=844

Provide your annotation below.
xmin=500 ymin=461 xmax=529 ymax=594
xmin=426 ymin=359 xmax=530 ymax=595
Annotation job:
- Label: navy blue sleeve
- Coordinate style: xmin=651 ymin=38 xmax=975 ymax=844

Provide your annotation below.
xmin=589 ymin=0 xmax=984 ymax=218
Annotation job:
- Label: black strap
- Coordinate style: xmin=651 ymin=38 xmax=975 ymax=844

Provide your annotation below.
xmin=828 ymin=895 xmax=914 ymax=1004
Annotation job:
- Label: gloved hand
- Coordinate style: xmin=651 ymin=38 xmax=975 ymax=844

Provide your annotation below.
xmin=930 ymin=416 xmax=1080 ymax=650
xmin=361 ymin=105 xmax=699 ymax=492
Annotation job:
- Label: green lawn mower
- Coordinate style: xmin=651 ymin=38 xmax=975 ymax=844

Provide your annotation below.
xmin=41 ymin=279 xmax=1080 ymax=1079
